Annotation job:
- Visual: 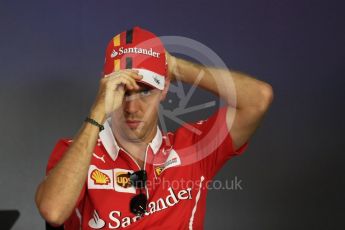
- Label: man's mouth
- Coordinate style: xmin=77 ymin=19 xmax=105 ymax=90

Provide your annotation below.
xmin=125 ymin=120 xmax=142 ymax=129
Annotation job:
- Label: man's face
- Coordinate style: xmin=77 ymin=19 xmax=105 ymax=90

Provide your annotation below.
xmin=111 ymin=82 xmax=162 ymax=143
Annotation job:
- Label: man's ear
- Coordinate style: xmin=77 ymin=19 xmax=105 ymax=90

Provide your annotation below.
xmin=160 ymin=77 xmax=171 ymax=101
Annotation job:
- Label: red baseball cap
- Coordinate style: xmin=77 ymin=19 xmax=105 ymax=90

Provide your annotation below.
xmin=103 ymin=26 xmax=167 ymax=90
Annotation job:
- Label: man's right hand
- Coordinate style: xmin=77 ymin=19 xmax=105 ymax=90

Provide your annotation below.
xmin=35 ymin=70 xmax=143 ymax=226
xmin=90 ymin=69 xmax=143 ymax=123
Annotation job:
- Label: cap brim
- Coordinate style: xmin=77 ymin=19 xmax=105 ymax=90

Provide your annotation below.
xmin=135 ymin=81 xmax=156 ymax=90
xmin=132 ymin=68 xmax=165 ymax=90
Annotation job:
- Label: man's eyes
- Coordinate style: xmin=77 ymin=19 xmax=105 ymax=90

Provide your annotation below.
xmin=139 ymin=89 xmax=152 ymax=96
xmin=125 ymin=89 xmax=152 ymax=97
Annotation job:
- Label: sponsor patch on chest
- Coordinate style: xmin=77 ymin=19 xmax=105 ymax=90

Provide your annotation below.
xmin=88 ymin=165 xmax=114 ymax=190
xmin=88 ymin=166 xmax=136 ymax=194
xmin=113 ymin=169 xmax=136 ymax=193
xmin=154 ymin=149 xmax=181 ymax=176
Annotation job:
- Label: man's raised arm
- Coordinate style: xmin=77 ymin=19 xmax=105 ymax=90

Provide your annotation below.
xmin=35 ymin=70 xmax=142 ymax=226
xmin=166 ymin=52 xmax=274 ymax=150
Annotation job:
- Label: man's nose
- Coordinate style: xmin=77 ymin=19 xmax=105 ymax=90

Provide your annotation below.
xmin=125 ymin=95 xmax=141 ymax=114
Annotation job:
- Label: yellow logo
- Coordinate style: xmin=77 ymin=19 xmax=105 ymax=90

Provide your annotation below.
xmin=91 ymin=169 xmax=110 ymax=185
xmin=116 ymin=172 xmax=131 ymax=188
xmin=155 ymin=166 xmax=164 ymax=176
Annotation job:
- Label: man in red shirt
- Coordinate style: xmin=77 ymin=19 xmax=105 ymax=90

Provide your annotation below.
xmin=35 ymin=26 xmax=273 ymax=229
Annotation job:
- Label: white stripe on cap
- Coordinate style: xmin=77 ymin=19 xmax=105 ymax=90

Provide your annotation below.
xmin=132 ymin=68 xmax=165 ymax=90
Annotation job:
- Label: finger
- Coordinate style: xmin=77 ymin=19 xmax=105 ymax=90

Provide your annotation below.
xmin=115 ymin=74 xmax=139 ymax=89
xmin=124 ymin=68 xmax=139 ymax=73
xmin=111 ymin=76 xmax=138 ymax=90
xmin=113 ymin=77 xmax=135 ymax=90
xmin=122 ymin=70 xmax=143 ymax=82
xmin=107 ymin=73 xmax=140 ymax=89
xmin=118 ymin=69 xmax=143 ymax=81
xmin=105 ymin=69 xmax=142 ymax=80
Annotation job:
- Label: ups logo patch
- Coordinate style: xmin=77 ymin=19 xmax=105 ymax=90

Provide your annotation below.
xmin=116 ymin=172 xmax=131 ymax=188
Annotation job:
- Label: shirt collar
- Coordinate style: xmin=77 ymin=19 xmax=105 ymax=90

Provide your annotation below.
xmin=99 ymin=117 xmax=163 ymax=161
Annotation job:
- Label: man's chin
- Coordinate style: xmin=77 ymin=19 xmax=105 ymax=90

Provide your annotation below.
xmin=121 ymin=126 xmax=146 ymax=141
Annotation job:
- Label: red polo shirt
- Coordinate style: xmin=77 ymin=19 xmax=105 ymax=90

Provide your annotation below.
xmin=46 ymin=107 xmax=247 ymax=229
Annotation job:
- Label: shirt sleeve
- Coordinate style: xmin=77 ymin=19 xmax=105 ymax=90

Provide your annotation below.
xmin=193 ymin=107 xmax=248 ymax=179
xmin=46 ymin=139 xmax=86 ymax=209
xmin=46 ymin=139 xmax=70 ymax=173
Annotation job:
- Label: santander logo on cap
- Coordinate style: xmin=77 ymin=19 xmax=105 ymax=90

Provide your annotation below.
xmin=110 ymin=47 xmax=160 ymax=58
xmin=104 ymin=26 xmax=167 ymax=90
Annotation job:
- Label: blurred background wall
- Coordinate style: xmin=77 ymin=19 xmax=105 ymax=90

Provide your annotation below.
xmin=0 ymin=0 xmax=344 ymax=229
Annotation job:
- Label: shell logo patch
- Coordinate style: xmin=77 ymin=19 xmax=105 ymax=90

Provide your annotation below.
xmin=91 ymin=169 xmax=111 ymax=185
xmin=88 ymin=165 xmax=114 ymax=190
xmin=116 ymin=172 xmax=131 ymax=188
